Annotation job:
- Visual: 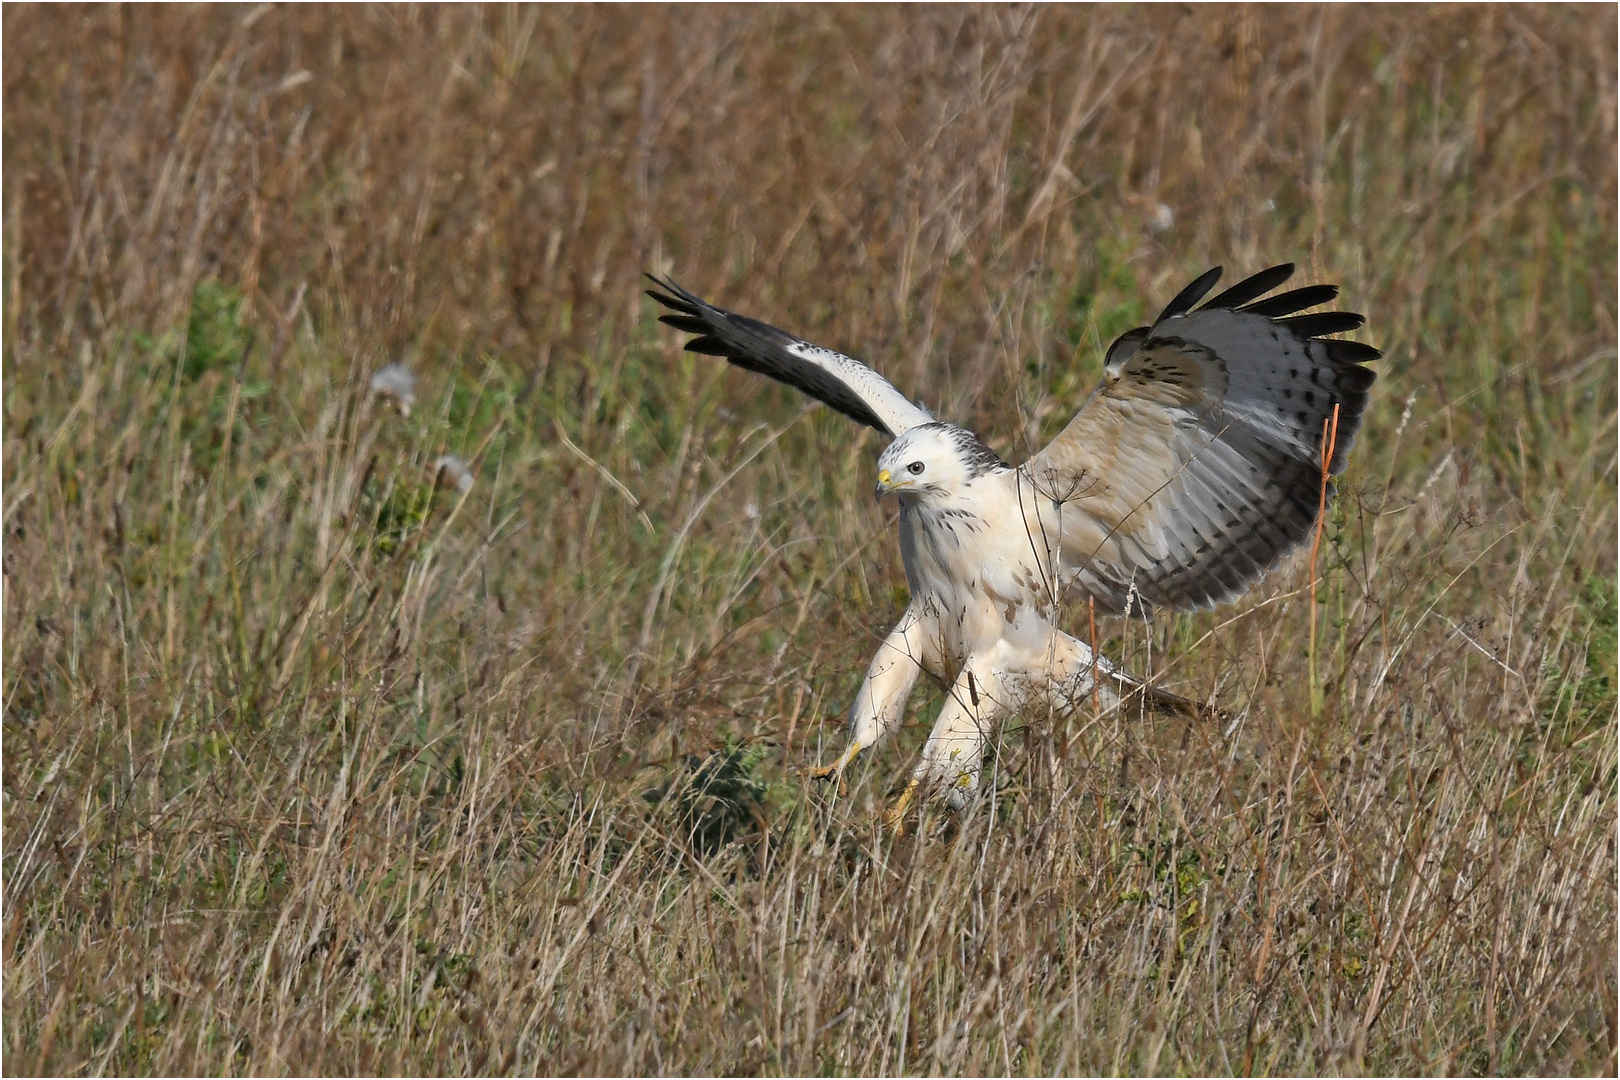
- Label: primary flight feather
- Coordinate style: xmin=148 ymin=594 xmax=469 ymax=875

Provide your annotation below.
xmin=646 ymin=266 xmax=1378 ymax=823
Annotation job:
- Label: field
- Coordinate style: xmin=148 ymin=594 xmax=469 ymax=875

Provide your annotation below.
xmin=3 ymin=5 xmax=1615 ymax=1074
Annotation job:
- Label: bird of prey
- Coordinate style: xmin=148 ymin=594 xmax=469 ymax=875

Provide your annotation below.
xmin=647 ymin=265 xmax=1377 ymax=823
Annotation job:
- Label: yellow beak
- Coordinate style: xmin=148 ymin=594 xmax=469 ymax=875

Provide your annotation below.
xmin=875 ymin=468 xmax=893 ymax=499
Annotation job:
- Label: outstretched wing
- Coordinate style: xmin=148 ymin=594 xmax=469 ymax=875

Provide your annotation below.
xmin=646 ymin=275 xmax=933 ymax=438
xmin=1024 ymin=264 xmax=1379 ymax=615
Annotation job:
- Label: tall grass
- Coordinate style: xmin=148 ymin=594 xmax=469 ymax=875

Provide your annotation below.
xmin=3 ymin=6 xmax=1615 ymax=1074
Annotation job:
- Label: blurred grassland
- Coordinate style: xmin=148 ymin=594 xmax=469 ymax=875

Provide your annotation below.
xmin=2 ymin=5 xmax=1616 ymax=1075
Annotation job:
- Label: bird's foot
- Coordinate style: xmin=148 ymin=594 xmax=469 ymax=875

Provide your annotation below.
xmin=799 ymin=741 xmax=864 ymax=798
xmin=802 ymin=761 xmax=848 ymax=798
xmin=881 ymin=777 xmax=919 ymax=831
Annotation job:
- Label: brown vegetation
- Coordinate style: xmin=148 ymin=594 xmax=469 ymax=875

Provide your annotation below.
xmin=3 ymin=5 xmax=1615 ymax=1074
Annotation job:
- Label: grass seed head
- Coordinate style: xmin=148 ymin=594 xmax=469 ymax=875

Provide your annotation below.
xmin=433 ymin=454 xmax=474 ymax=494
xmin=370 ymin=362 xmax=417 ymax=416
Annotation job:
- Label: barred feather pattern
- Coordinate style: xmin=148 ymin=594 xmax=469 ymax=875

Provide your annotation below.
xmin=1025 ymin=264 xmax=1379 ymax=615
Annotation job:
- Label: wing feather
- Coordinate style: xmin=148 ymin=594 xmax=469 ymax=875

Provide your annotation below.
xmin=1277 ymin=311 xmax=1365 ymax=337
xmin=1154 ymin=266 xmax=1225 ymax=322
xmin=1027 ymin=265 xmax=1379 ymax=615
xmin=1203 ymin=262 xmax=1295 ymax=310
xmin=645 ymin=275 xmax=932 ymax=438
xmin=1242 ymin=284 xmax=1338 ymax=317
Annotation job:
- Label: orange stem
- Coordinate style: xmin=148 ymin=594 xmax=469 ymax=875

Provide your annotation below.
xmin=1309 ymin=403 xmax=1341 ymax=713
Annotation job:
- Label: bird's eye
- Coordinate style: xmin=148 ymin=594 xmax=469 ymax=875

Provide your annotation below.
xmin=907 ymin=461 xmax=925 ymax=475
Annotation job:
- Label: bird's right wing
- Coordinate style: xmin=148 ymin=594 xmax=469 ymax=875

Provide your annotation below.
xmin=646 ymin=275 xmax=934 ymax=438
xmin=1023 ymin=264 xmax=1379 ymax=616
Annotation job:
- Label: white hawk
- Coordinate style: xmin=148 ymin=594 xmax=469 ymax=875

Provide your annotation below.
xmin=647 ymin=265 xmax=1378 ymax=823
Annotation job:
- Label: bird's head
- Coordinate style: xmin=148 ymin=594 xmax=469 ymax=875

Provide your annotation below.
xmin=875 ymin=423 xmax=1006 ymax=502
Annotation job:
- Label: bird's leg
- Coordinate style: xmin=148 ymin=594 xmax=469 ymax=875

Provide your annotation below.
xmin=881 ymin=777 xmax=919 ymax=830
xmin=805 ymin=606 xmax=928 ymax=794
xmin=886 ymin=654 xmax=1008 ymax=826
xmin=1037 ymin=629 xmax=1121 ymax=712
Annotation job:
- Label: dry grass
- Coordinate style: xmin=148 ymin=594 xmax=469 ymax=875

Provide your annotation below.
xmin=3 ymin=5 xmax=1615 ymax=1074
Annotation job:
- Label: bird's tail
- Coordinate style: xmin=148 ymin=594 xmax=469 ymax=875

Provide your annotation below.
xmin=1104 ymin=668 xmax=1224 ymax=722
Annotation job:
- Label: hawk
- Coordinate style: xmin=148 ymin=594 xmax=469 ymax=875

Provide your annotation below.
xmin=647 ymin=265 xmax=1378 ymax=823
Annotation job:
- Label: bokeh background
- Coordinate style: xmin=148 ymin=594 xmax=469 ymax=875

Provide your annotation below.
xmin=4 ymin=5 xmax=1615 ymax=1074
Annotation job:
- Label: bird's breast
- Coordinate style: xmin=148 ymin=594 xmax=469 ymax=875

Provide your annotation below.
xmin=898 ymin=484 xmax=1057 ymax=656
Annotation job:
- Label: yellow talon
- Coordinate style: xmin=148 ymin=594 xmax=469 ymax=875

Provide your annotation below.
xmin=801 ymin=741 xmax=864 ymax=797
xmin=882 ymin=777 xmax=919 ymax=830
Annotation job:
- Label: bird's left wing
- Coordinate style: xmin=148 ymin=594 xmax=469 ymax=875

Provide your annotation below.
xmin=1023 ymin=264 xmax=1379 ymax=616
xmin=646 ymin=276 xmax=933 ymax=438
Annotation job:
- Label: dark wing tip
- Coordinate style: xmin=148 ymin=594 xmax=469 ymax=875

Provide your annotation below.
xmin=1205 ymin=264 xmax=1381 ymax=365
xmin=1155 ymin=266 xmax=1224 ymax=324
xmin=645 ymin=273 xmax=726 ymax=322
xmin=1325 ymin=339 xmax=1383 ymax=364
xmin=1201 ymin=263 xmax=1295 ymax=311
xmin=682 ymin=335 xmax=737 ymax=358
xmin=643 ymin=271 xmax=685 ymax=295
xmin=643 ymin=270 xmax=899 ymax=436
xmin=1242 ymin=283 xmax=1338 ymax=318
xmin=645 ymin=274 xmax=697 ymax=314
xmin=657 ymin=314 xmax=710 ymax=335
xmin=1279 ymin=311 xmax=1365 ymax=338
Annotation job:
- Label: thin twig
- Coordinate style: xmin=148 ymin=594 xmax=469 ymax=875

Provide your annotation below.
xmin=1088 ymin=595 xmax=1100 ymax=712
xmin=555 ymin=419 xmax=656 ymax=534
